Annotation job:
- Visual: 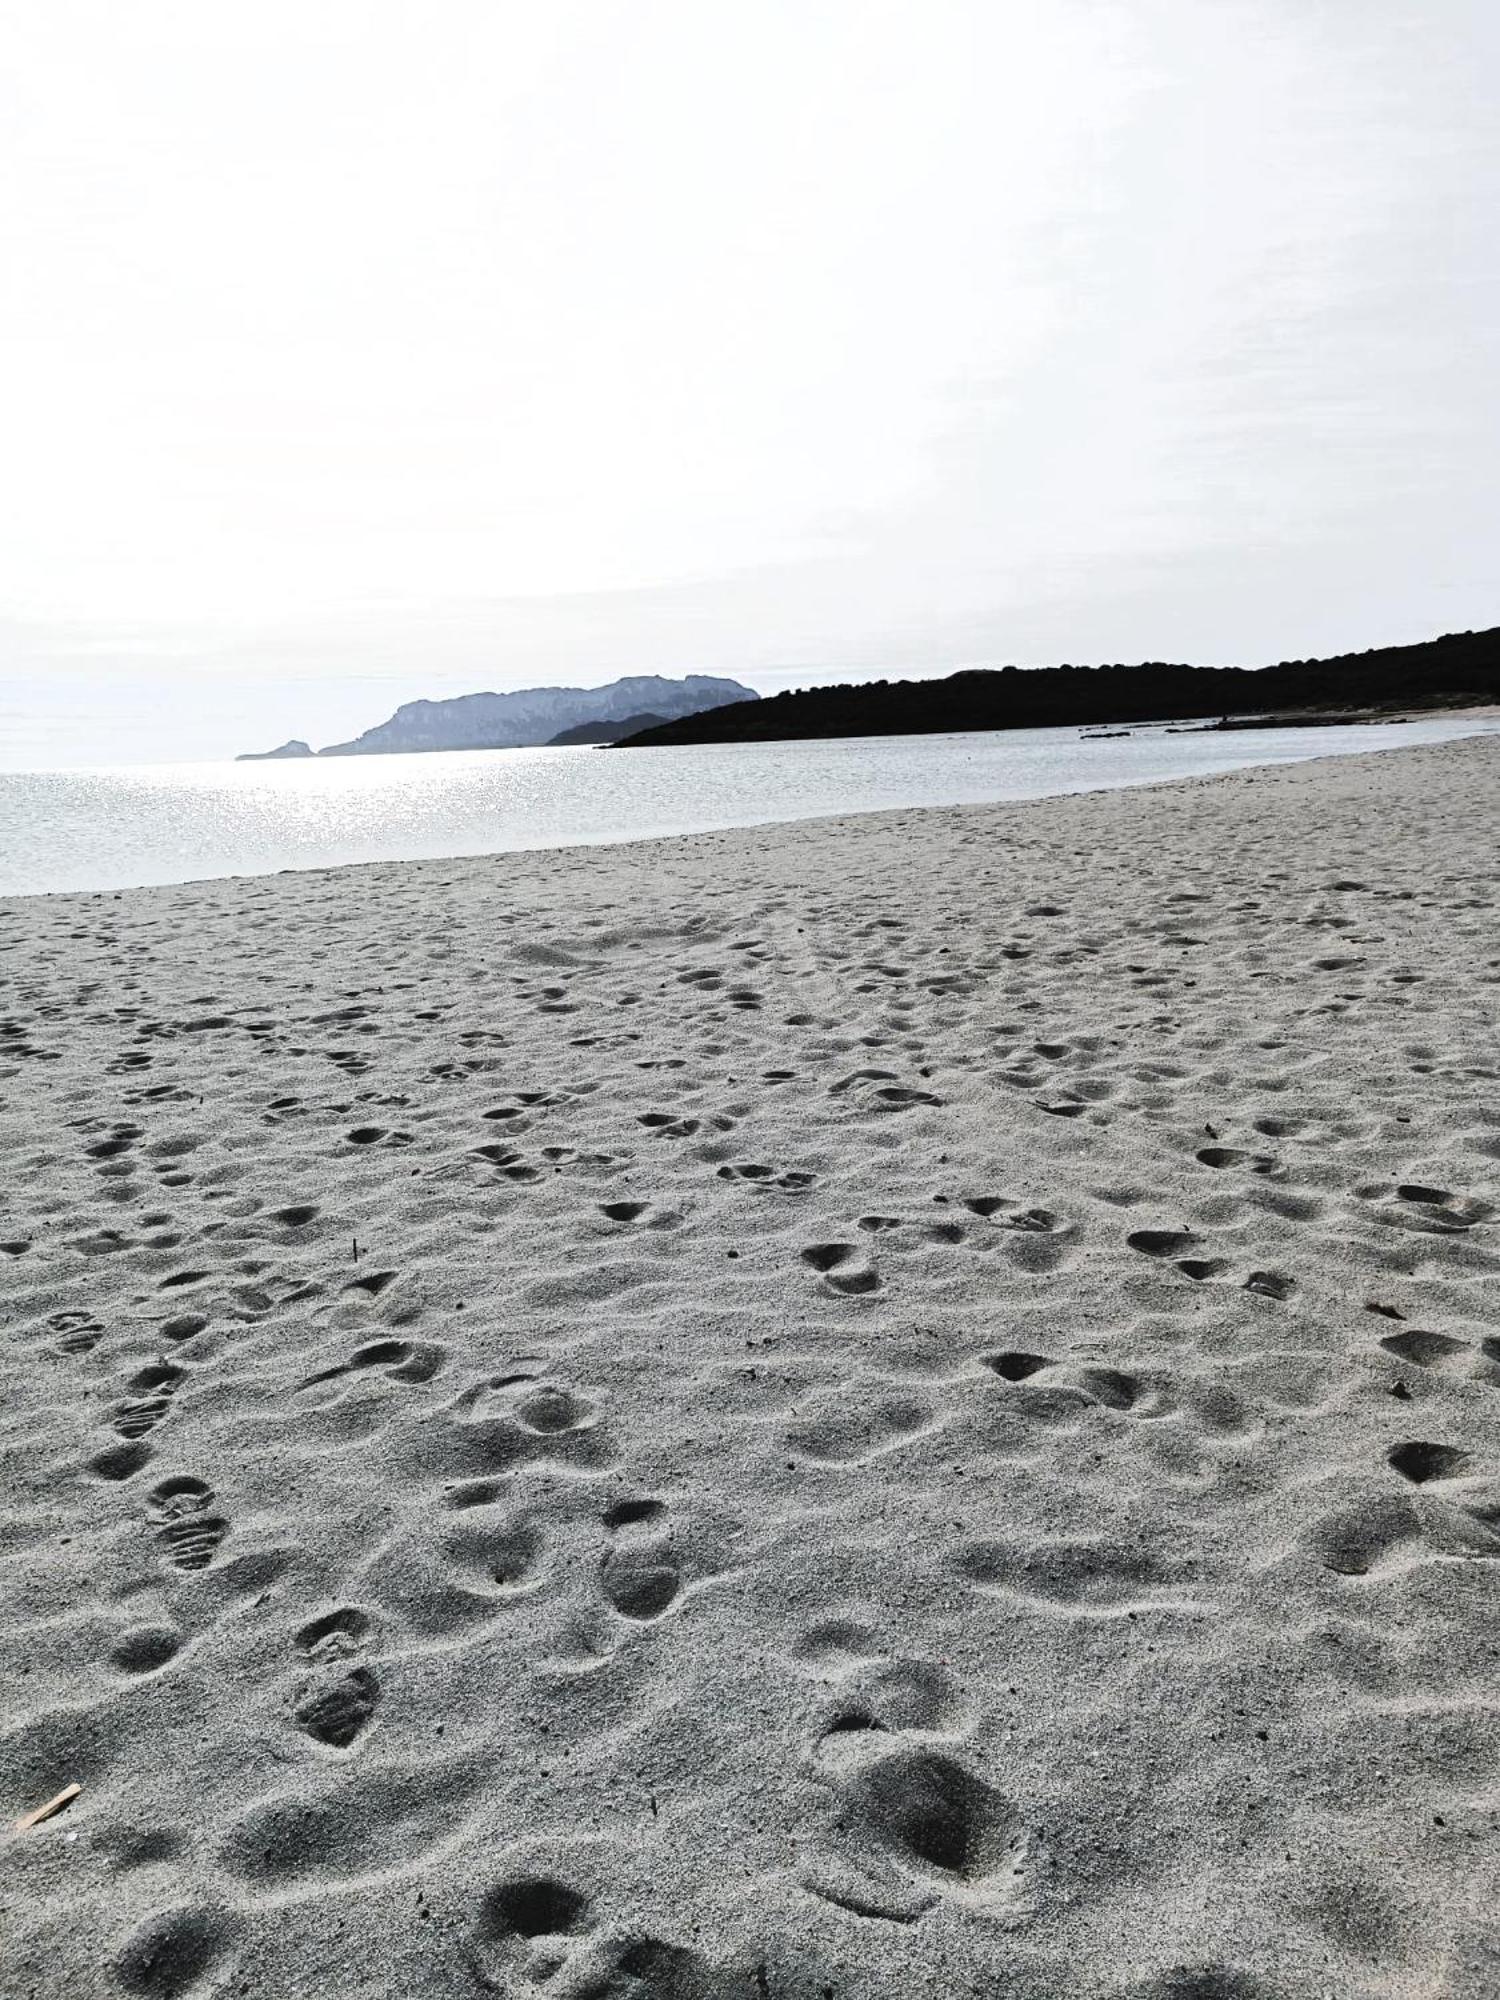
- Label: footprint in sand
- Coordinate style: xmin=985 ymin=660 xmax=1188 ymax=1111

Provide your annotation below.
xmin=1306 ymin=1496 xmax=1422 ymax=1577
xmin=111 ymin=1907 xmax=241 ymax=1998
xmin=801 ymin=1243 xmax=882 ymax=1295
xmin=109 ymin=1623 xmax=185 ymax=1675
xmin=961 ymin=1195 xmax=1075 ymax=1269
xmin=982 ymin=1351 xmax=1170 ymax=1421
xmin=160 ymin=1310 xmax=210 ymax=1342
xmin=1380 ymin=1328 xmax=1468 ymax=1370
xmin=789 ymin=1613 xmax=1024 ymax=1924
xmin=597 ymin=1198 xmax=679 ymax=1230
xmin=1359 ymin=1183 xmax=1495 ymax=1235
xmin=1076 ymin=1365 xmax=1156 ymax=1413
xmin=1386 ymin=1440 xmax=1471 ymax=1484
xmin=297 ymin=1337 xmax=445 ymax=1395
xmin=1127 ymin=1231 xmax=1294 ymax=1300
xmin=1379 ymin=1328 xmax=1500 ymax=1391
xmin=802 ymin=1742 xmax=1030 ymax=1925
xmin=345 ymin=1124 xmax=413 ymax=1148
xmin=291 ymin=1668 xmax=380 ymax=1750
xmin=49 ymin=1309 xmax=105 ymax=1355
xmin=952 ymin=1536 xmax=1194 ymax=1614
xmin=146 ymin=1475 xmax=228 ymax=1573
xmin=1196 ymin=1145 xmax=1279 ymax=1175
xmin=344 ymin=1269 xmax=400 ymax=1298
xmin=515 ymin=1385 xmax=594 ymax=1436
xmin=473 ymin=1872 xmax=592 ymax=1989
xmin=292 ymin=1608 xmax=381 ymax=1749
xmin=601 ymin=1550 xmax=682 ymax=1621
xmin=983 ymin=1350 xmax=1053 ymax=1382
xmin=814 ymin=1658 xmax=972 ymax=1746
xmin=1243 ymin=1270 xmax=1295 ymax=1301
xmin=474 ymin=1142 xmax=542 ymax=1180
xmin=717 ymin=1161 xmax=816 ymax=1193
xmin=962 ymin=1195 xmax=1065 ymax=1232
xmin=638 ymin=1108 xmax=737 ymax=1139
xmin=391 ymin=1376 xmax=617 ymax=1486
xmin=90 ymin=1440 xmax=155 ymax=1482
xmin=829 ymin=1068 xmax=942 ymax=1112
xmin=1127 ymin=1228 xmax=1197 ymax=1260
xmin=297 ymin=1606 xmax=374 ymax=1663
xmin=789 ymin=1390 xmax=939 ymax=1466
xmin=600 ymin=1496 xmax=682 ymax=1621
xmin=470 ymin=1868 xmax=725 ymax=1999
xmin=112 ymin=1361 xmax=188 ymax=1440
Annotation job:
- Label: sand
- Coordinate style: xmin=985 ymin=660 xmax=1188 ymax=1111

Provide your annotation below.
xmin=1 ymin=735 xmax=1498 ymax=2000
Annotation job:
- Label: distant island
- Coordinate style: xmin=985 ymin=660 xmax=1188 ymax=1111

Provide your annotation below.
xmin=237 ymin=739 xmax=314 ymax=761
xmin=611 ymin=628 xmax=1499 ymax=748
xmin=236 ymin=675 xmax=754 ymax=760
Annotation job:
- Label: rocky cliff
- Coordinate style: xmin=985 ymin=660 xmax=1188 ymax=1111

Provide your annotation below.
xmin=312 ymin=676 xmax=755 ymax=757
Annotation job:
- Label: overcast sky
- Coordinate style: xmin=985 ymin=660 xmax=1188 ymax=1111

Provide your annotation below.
xmin=2 ymin=1 xmax=1494 ymax=767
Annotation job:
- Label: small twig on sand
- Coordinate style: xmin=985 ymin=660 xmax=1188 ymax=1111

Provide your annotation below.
xmin=15 ymin=1783 xmax=81 ymax=1833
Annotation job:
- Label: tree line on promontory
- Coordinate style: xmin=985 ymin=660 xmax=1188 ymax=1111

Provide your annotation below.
xmin=611 ymin=627 xmax=1499 ymax=747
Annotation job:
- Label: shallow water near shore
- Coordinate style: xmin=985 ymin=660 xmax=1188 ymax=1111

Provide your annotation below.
xmin=3 ymin=713 xmax=1496 ymax=895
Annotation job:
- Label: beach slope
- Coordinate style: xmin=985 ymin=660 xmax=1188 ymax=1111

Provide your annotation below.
xmin=2 ymin=737 xmax=1497 ymax=1998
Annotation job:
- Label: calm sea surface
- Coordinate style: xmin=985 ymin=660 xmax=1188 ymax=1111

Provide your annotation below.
xmin=2 ymin=717 xmax=1495 ymax=897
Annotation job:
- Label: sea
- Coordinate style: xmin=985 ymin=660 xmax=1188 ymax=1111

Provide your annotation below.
xmin=2 ymin=716 xmax=1496 ymax=898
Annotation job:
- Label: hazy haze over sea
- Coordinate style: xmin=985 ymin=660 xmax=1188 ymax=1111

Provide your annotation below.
xmin=3 ymin=717 xmax=1496 ymax=898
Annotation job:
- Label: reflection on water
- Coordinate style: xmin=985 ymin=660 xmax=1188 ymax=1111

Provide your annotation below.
xmin=2 ymin=717 xmax=1495 ymax=896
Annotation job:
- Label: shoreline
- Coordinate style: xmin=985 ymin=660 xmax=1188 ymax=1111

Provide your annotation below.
xmin=3 ymin=733 xmax=1498 ymax=1997
xmin=5 ymin=715 xmax=1500 ymax=906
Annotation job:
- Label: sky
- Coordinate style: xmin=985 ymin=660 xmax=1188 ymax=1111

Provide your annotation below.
xmin=1 ymin=1 xmax=1495 ymax=768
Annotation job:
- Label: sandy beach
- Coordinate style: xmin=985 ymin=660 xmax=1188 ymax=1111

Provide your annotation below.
xmin=2 ymin=734 xmax=1498 ymax=1999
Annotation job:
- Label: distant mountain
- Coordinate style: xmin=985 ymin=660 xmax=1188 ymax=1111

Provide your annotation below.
xmin=611 ymin=629 xmax=1500 ymax=747
xmin=547 ymin=711 xmax=668 ymax=746
xmin=305 ymin=675 xmax=755 ymax=757
xmin=236 ymin=739 xmax=314 ymax=762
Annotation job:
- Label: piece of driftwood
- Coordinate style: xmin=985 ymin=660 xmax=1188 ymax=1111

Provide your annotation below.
xmin=15 ymin=1783 xmax=81 ymax=1833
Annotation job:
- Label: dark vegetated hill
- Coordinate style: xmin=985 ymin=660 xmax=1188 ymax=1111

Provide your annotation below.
xmin=547 ymin=712 xmax=668 ymax=746
xmin=612 ymin=628 xmax=1499 ymax=747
